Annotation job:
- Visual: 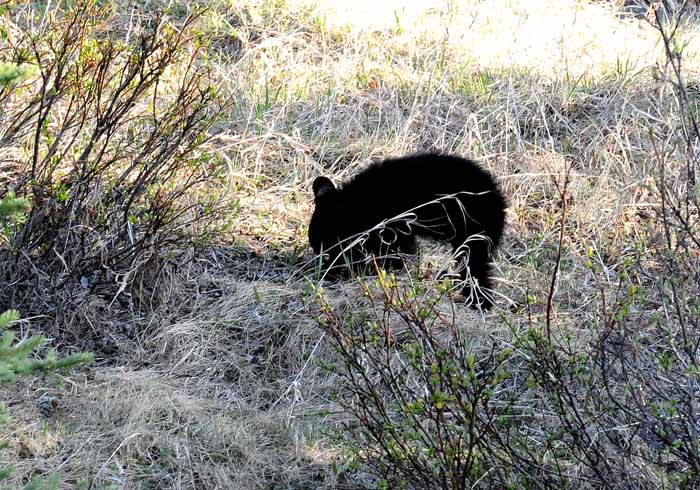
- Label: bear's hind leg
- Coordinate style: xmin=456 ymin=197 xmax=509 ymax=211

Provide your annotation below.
xmin=453 ymin=238 xmax=495 ymax=309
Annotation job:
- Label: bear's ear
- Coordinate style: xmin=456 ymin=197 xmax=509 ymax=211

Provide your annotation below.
xmin=312 ymin=176 xmax=336 ymax=199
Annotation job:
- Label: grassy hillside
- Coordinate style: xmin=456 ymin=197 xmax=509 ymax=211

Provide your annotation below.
xmin=1 ymin=0 xmax=700 ymax=488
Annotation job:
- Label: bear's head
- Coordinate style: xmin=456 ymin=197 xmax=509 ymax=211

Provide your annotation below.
xmin=308 ymin=176 xmax=340 ymax=256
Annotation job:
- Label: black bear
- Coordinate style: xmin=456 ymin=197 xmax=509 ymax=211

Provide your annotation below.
xmin=308 ymin=153 xmax=506 ymax=308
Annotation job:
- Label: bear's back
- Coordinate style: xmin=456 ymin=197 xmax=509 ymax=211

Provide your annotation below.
xmin=338 ymin=153 xmax=503 ymax=213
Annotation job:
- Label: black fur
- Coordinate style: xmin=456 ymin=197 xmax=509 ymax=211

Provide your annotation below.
xmin=308 ymin=153 xmax=506 ymax=308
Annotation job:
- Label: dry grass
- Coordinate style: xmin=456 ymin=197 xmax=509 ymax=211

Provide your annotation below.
xmin=2 ymin=0 xmax=700 ymax=488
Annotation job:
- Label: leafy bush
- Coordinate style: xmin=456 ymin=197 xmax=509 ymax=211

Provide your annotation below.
xmin=315 ymin=273 xmax=700 ymax=488
xmin=0 ymin=1 xmax=229 ymax=310
xmin=315 ymin=275 xmax=517 ymax=489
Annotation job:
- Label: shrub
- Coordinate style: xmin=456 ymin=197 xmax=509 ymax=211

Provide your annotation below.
xmin=315 ymin=271 xmax=700 ymax=488
xmin=315 ymin=274 xmax=524 ymax=489
xmin=0 ymin=1 xmax=230 ymax=311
